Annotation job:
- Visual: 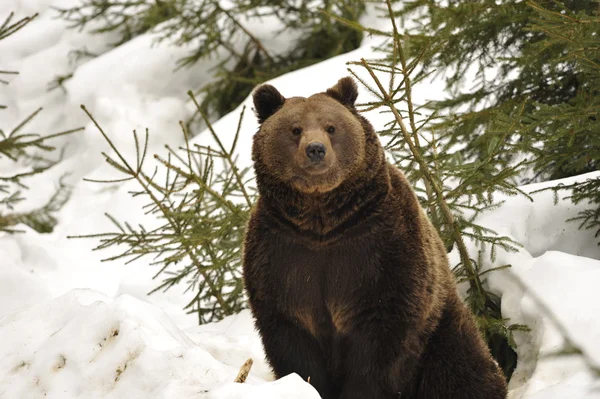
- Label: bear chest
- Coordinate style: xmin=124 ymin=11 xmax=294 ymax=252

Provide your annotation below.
xmin=268 ymin=233 xmax=381 ymax=336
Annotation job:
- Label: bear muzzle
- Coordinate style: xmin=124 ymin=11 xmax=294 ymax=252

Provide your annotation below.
xmin=306 ymin=142 xmax=327 ymax=163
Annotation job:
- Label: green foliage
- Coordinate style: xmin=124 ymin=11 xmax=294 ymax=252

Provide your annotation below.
xmin=392 ymin=0 xmax=600 ymax=244
xmin=0 ymin=12 xmax=81 ymax=234
xmin=72 ymin=99 xmax=255 ymax=323
xmin=55 ymin=0 xmax=365 ymax=119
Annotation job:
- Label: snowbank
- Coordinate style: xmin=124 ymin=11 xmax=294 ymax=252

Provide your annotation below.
xmin=451 ymin=171 xmax=600 ymax=399
xmin=0 ymin=290 xmax=319 ymax=398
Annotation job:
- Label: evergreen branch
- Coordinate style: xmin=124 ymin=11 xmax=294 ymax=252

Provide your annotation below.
xmin=478 ymin=264 xmax=512 ymax=278
xmin=1 ymin=11 xmax=80 ymax=235
xmin=218 ymin=5 xmax=274 ymax=64
xmin=359 ymin=56 xmax=486 ymax=301
xmin=0 ymin=175 xmax=72 ymax=233
xmin=80 ymin=104 xmax=233 ymax=315
xmin=0 ymin=191 xmax=22 ymax=207
xmin=188 ymin=92 xmax=253 ymax=208
xmin=0 ymin=12 xmax=38 ymax=41
xmin=322 ymin=10 xmax=391 ymax=37
xmin=383 ymin=0 xmax=438 ymax=225
xmin=0 ymin=165 xmax=57 ymax=185
xmin=153 ymin=154 xmax=240 ymax=215
xmin=527 ymin=1 xmax=580 ymax=23
xmin=445 ymin=101 xmax=530 ymax=202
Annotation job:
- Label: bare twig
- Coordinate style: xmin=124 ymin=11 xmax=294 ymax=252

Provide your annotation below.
xmin=234 ymin=358 xmax=254 ymax=383
xmin=384 ymin=0 xmax=438 ymax=225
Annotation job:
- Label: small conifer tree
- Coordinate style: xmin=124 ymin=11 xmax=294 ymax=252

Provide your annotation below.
xmin=389 ymin=0 xmax=600 ymax=245
xmin=0 ymin=12 xmax=81 ymax=233
xmin=73 ymin=101 xmax=255 ymax=323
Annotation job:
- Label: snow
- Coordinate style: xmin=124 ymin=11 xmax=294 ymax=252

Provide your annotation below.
xmin=1 ymin=1 xmax=599 ymax=398
xmin=0 ymin=290 xmax=320 ymax=398
xmin=448 ymin=171 xmax=600 ymax=399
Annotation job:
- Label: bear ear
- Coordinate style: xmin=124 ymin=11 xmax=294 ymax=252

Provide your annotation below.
xmin=253 ymin=84 xmax=286 ymax=123
xmin=326 ymin=76 xmax=358 ymax=108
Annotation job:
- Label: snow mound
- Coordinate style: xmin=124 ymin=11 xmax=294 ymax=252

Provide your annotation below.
xmin=451 ymin=171 xmax=600 ymax=399
xmin=0 ymin=290 xmax=320 ymax=399
xmin=492 ymin=250 xmax=600 ymax=399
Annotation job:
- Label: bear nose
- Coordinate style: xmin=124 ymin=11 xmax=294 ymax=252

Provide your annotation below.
xmin=306 ymin=142 xmax=326 ymax=162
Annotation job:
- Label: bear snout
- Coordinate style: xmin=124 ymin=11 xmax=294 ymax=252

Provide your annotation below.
xmin=306 ymin=142 xmax=326 ymax=162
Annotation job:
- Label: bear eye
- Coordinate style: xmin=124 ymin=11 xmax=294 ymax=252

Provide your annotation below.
xmin=292 ymin=127 xmax=302 ymax=135
xmin=326 ymin=126 xmax=335 ymax=134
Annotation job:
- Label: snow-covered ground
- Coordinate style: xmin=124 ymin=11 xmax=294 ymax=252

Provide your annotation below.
xmin=1 ymin=1 xmax=599 ymax=398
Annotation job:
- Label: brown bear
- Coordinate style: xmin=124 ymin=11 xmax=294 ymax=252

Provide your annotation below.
xmin=242 ymin=76 xmax=508 ymax=399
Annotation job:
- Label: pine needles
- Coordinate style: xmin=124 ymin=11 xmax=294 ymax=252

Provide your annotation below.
xmin=392 ymin=0 xmax=600 ymax=245
xmin=72 ymin=97 xmax=255 ymax=323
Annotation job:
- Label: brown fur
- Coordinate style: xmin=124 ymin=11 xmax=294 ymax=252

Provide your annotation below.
xmin=242 ymin=77 xmax=508 ymax=399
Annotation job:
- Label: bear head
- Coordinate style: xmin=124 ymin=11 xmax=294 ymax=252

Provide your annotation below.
xmin=251 ymin=77 xmax=380 ymax=194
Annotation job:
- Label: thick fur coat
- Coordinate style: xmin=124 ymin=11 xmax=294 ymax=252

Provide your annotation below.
xmin=242 ymin=77 xmax=508 ymax=399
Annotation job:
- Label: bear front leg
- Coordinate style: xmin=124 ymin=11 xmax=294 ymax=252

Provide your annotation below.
xmin=251 ymin=298 xmax=338 ymax=399
xmin=338 ymin=309 xmax=427 ymax=399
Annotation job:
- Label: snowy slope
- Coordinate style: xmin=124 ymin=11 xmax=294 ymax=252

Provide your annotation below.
xmin=1 ymin=1 xmax=599 ymax=398
xmin=0 ymin=290 xmax=320 ymax=399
